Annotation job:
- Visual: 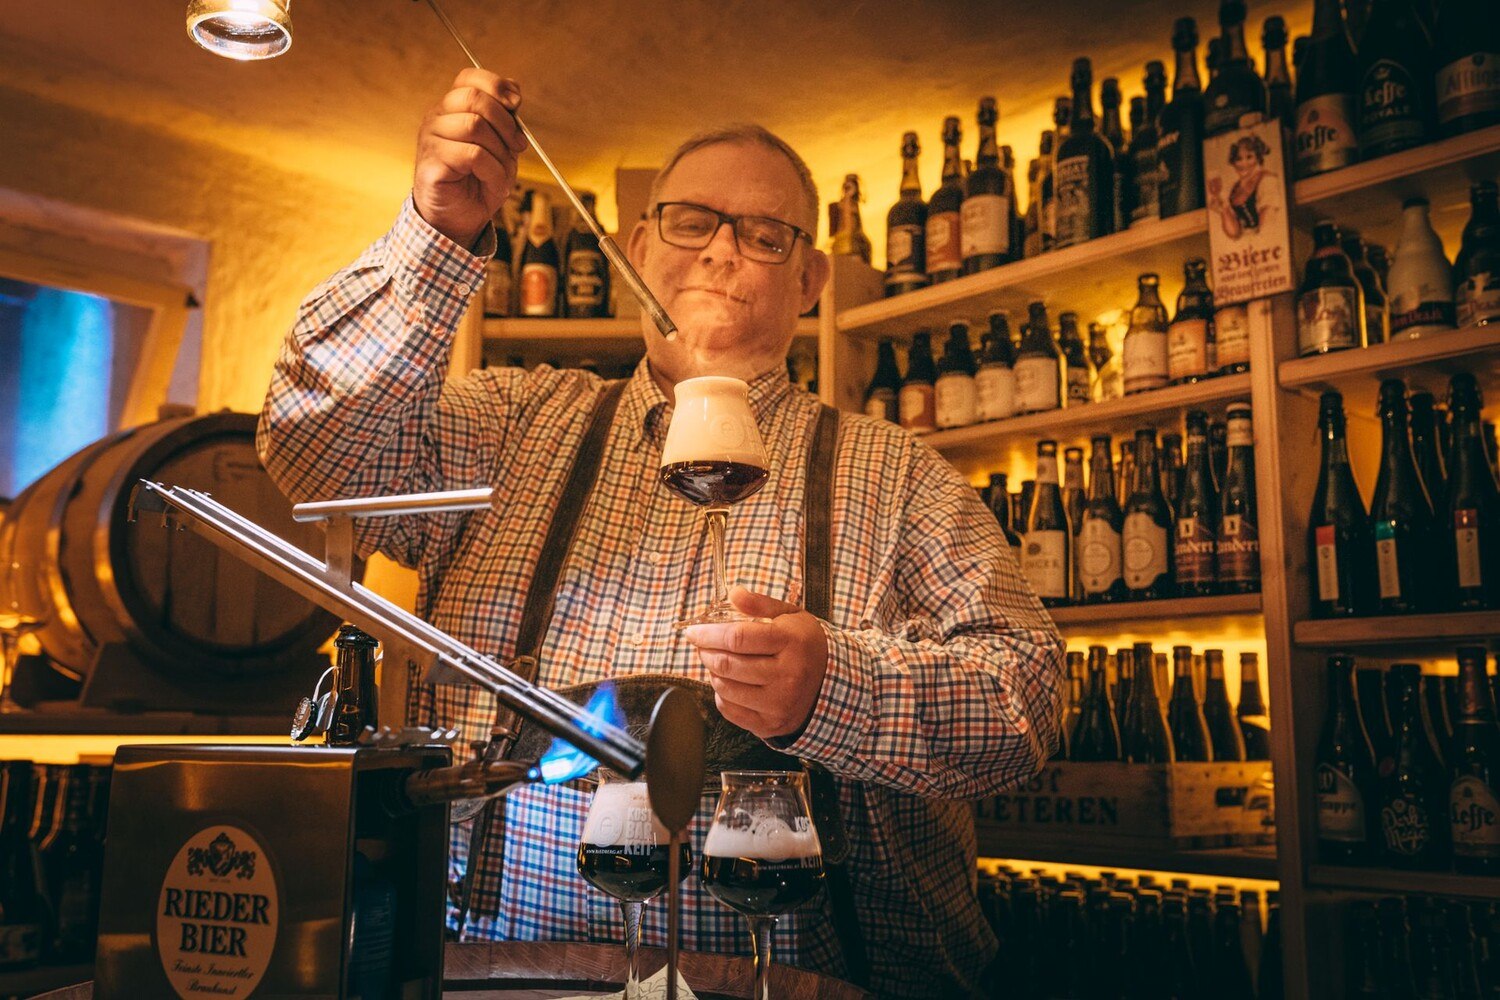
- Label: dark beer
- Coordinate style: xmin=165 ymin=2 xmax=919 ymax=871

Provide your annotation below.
xmin=660 ymin=461 xmax=769 ymax=507
xmin=700 ymin=854 xmax=824 ymax=917
xmin=577 ymin=842 xmax=692 ymax=903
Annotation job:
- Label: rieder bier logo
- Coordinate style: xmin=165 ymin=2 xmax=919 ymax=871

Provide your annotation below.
xmin=157 ymin=825 xmax=278 ymax=998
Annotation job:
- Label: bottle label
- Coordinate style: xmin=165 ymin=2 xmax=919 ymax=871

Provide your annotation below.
xmin=1382 ymin=796 xmax=1433 ymax=856
xmin=1078 ymin=518 xmax=1123 ymax=595
xmin=1066 ymin=367 xmax=1092 ymax=404
xmin=1218 ymin=513 xmax=1261 ymax=585
xmin=1359 ymin=59 xmax=1426 ymax=152
xmin=1122 ymin=330 xmax=1169 ymax=393
xmin=1457 ymin=270 xmax=1500 ymax=327
xmin=1437 ymin=52 xmax=1500 ymax=126
xmin=934 ymin=373 xmax=979 ymax=429
xmin=1456 ymin=509 xmax=1483 ymax=589
xmin=975 ymin=365 xmax=1017 ymax=421
xmin=1390 ymin=291 xmax=1457 ymax=338
xmin=1315 ymin=524 xmax=1340 ymax=602
xmin=1123 ymin=513 xmax=1168 ymax=589
xmin=1174 ymin=515 xmax=1217 ymax=585
xmin=483 ymin=260 xmax=512 ymax=316
xmin=565 ymin=248 xmax=607 ymax=312
xmin=1054 ymin=155 xmax=1095 ymax=247
xmin=1294 ymin=94 xmax=1358 ymax=176
xmin=960 ymin=193 xmax=1010 ymax=257
xmin=1452 ymin=775 xmax=1500 ymax=857
xmin=1013 ymin=356 xmax=1060 ymax=412
xmin=1297 ymin=286 xmax=1361 ymax=354
xmin=1167 ymin=318 xmax=1209 ymax=381
xmin=1375 ymin=521 xmax=1401 ymax=600
xmin=864 ymin=388 xmax=897 ymax=423
xmin=1316 ymin=764 xmax=1367 ymax=842
xmin=1214 ymin=304 xmax=1251 ymax=368
xmin=925 ymin=211 xmax=962 ymax=275
xmin=519 ymin=262 xmax=558 ymax=316
xmin=887 ymin=223 xmax=924 ymax=277
xmin=898 ymin=383 xmax=936 ymax=432
xmin=1022 ymin=528 xmax=1069 ymax=599
xmin=1131 ymin=147 xmax=1160 ymax=224
xmin=1227 ymin=418 xmax=1253 ymax=448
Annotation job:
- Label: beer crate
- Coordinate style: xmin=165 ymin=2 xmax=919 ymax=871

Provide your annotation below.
xmin=974 ymin=761 xmax=1275 ymax=852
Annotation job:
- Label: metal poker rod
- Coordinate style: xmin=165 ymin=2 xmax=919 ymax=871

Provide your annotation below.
xmin=419 ymin=0 xmax=678 ymax=341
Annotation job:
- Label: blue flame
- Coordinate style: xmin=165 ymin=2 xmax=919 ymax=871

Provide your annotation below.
xmin=537 ymin=682 xmax=625 ymax=785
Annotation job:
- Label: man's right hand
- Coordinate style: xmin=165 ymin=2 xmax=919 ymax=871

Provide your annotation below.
xmin=413 ymin=69 xmax=528 ymax=251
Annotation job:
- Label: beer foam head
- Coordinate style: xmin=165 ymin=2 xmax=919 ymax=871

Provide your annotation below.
xmin=703 ymin=815 xmax=822 ymax=863
xmin=661 ymin=376 xmax=767 ymax=467
xmin=582 ymin=782 xmax=669 ymax=846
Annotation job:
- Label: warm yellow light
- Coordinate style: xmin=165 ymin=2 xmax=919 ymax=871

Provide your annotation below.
xmin=186 ymin=0 xmax=292 ymax=61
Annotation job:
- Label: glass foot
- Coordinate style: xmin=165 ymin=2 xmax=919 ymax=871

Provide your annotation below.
xmin=674 ymin=603 xmax=765 ymax=630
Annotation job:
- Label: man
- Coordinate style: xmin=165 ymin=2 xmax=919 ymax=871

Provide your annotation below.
xmin=258 ymin=68 xmax=1064 ymax=997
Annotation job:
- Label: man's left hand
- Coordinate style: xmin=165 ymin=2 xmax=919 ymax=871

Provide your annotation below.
xmin=683 ymin=586 xmax=829 ymax=740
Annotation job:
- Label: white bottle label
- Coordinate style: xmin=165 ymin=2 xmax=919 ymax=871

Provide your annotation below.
xmin=887 ymin=224 xmax=921 ymax=274
xmin=1167 ymin=318 xmax=1209 ymax=381
xmin=1456 ymin=510 xmax=1483 ymax=589
xmin=1376 ymin=535 xmax=1401 ymax=599
xmin=960 ymin=193 xmax=1010 ymax=257
xmin=1122 ymin=330 xmax=1169 ymax=393
xmin=1053 ymin=155 xmax=1094 ymax=248
xmin=1316 ymin=764 xmax=1367 ymax=842
xmin=1315 ymin=525 xmax=1340 ymax=601
xmin=934 ymin=373 xmax=978 ymax=429
xmin=925 ymin=212 xmax=962 ymax=275
xmin=898 ymin=384 xmax=935 ymax=433
xmin=974 ymin=365 xmax=1017 ymax=421
xmin=1078 ymin=518 xmax=1123 ymax=595
xmin=1066 ymin=367 xmax=1092 ymax=404
xmin=1297 ymin=287 xmax=1361 ymax=353
xmin=1013 ymin=357 xmax=1060 ymax=412
xmin=1123 ymin=513 xmax=1168 ymax=589
xmin=1452 ymin=775 xmax=1500 ymax=857
xmin=1458 ymin=270 xmax=1500 ymax=327
xmin=1023 ymin=529 xmax=1069 ymax=598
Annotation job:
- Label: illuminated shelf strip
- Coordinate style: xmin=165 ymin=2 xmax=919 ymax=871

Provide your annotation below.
xmin=1048 ymin=592 xmax=1263 ymax=630
xmin=979 ymin=839 xmax=1278 ymax=881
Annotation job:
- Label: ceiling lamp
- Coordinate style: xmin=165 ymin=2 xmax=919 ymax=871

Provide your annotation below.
xmin=186 ymin=0 xmax=292 ymax=61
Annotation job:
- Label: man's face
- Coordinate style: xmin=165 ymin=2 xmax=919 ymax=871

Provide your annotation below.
xmin=628 ymin=141 xmax=829 ymax=384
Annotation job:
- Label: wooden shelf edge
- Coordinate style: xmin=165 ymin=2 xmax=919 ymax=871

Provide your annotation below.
xmin=1278 ymin=326 xmax=1500 ymax=390
xmin=1048 ymin=592 xmax=1264 ymax=629
xmin=1293 ymin=123 xmax=1500 ymax=208
xmin=1308 ymin=864 xmax=1500 ymax=900
xmin=980 ymin=840 xmax=1279 ymax=881
xmin=482 ymin=316 xmax=819 ymax=342
xmin=1293 ymin=611 xmax=1500 ymax=648
xmin=835 ymin=211 xmax=1209 ymax=335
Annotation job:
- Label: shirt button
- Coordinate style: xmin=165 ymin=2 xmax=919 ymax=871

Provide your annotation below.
xmin=645 ymin=550 xmax=662 ymax=565
xmin=632 ymin=631 xmax=647 ymax=647
xmin=456 ymin=283 xmax=471 ymax=296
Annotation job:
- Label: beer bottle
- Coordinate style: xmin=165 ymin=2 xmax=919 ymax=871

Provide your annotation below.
xmin=1297 ymin=220 xmax=1366 ymax=356
xmin=1210 ymin=419 xmax=1229 ymax=488
xmin=1072 ymin=646 xmax=1122 ymax=761
xmin=1409 ymin=390 xmax=1449 ymax=515
xmin=1455 ymin=181 xmax=1500 ymax=327
xmin=1447 ymin=374 xmax=1500 ymax=610
xmin=1018 ymin=480 xmax=1036 ymax=534
xmin=0 ymin=762 xmax=44 ymax=971
xmin=885 ymin=132 xmax=928 ymax=297
xmin=1123 ymin=273 xmax=1171 ymax=394
xmin=518 ymin=190 xmax=561 ymax=317
xmin=1088 ymin=322 xmax=1123 ymax=401
xmin=988 ymin=472 xmax=1024 ymax=566
xmin=1168 ymin=645 xmax=1214 ymax=761
xmin=1057 ymin=650 xmax=1084 ymax=760
xmin=1310 ymin=391 xmax=1376 ymax=618
xmin=898 ymin=331 xmax=938 ymax=433
xmin=1054 ymin=59 xmax=1116 ymax=247
xmin=1114 ymin=647 xmax=1135 ymax=737
xmin=1375 ymin=898 xmax=1419 ymax=996
xmin=1124 ymin=429 xmax=1175 ymax=600
xmin=329 ymin=624 xmax=379 ymax=746
xmin=1079 ymin=435 xmax=1126 ymax=603
xmin=1451 ymin=648 xmax=1500 ymax=874
xmin=1168 ymin=258 xmax=1215 ymax=385
xmin=1207 ymin=36 xmax=1224 ymax=85
xmin=1023 ymin=440 xmax=1072 ymax=607
xmin=482 ymin=208 xmax=514 ymax=317
xmin=1121 ymin=96 xmax=1145 ymax=227
xmin=962 ymin=98 xmax=1015 ymax=273
xmin=1063 ymin=446 xmax=1086 ymax=536
xmin=1357 ymin=664 xmax=1395 ymax=770
xmin=1123 ymin=643 xmax=1175 ymax=763
xmin=925 ymin=117 xmax=964 ymax=284
xmin=1372 ymin=379 xmax=1439 ymax=614
xmin=1294 ymin=0 xmax=1359 ymax=177
xmin=1100 ymin=77 xmax=1128 ymax=232
xmin=564 ymin=192 xmax=609 ymax=318
xmin=1004 ymin=146 xmax=1025 ymax=260
xmin=831 ymin=175 xmax=873 ymax=264
xmin=1213 ymin=300 xmax=1251 ymax=376
xmin=1357 ymin=0 xmax=1437 ymax=159
xmin=1205 ymin=0 xmax=1270 ymax=136
xmin=1426 ymin=671 xmax=1454 ymax=762
xmin=1341 ymin=230 xmax=1390 ymax=345
xmin=1368 ymin=242 xmax=1392 ymax=288
xmin=1203 ymin=649 xmax=1247 ymax=761
xmin=1162 ymin=895 xmax=1197 ymax=997
xmin=41 ymin=764 xmax=100 ymax=963
xmin=1058 ymin=311 xmax=1093 ymax=406
xmin=1159 ymin=17 xmax=1208 ymax=218
xmin=1161 ymin=431 xmax=1186 ymax=513
xmin=1432 ymin=0 xmax=1500 ymax=137
xmin=1014 ymin=301 xmax=1063 ymax=415
xmin=1380 ymin=662 xmax=1450 ymax=869
xmin=1131 ymin=61 xmax=1168 ymax=227
xmin=1388 ymin=197 xmax=1457 ymax=339
xmin=863 ymin=339 xmax=902 ymax=423
xmin=1116 ymin=438 xmax=1137 ymax=506
xmin=1263 ymin=16 xmax=1295 ymax=131
xmin=975 ymin=312 xmax=1018 ymax=422
xmin=1316 ymin=654 xmax=1378 ymax=862
xmin=1022 ymin=157 xmax=1043 ymax=259
xmin=1215 ymin=896 xmax=1257 ymax=1000
xmin=1176 ymin=412 xmax=1221 ymax=596
xmin=1239 ymin=652 xmax=1273 ymax=760
xmin=934 ymin=321 xmax=979 ymax=430
xmin=1219 ymin=402 xmax=1262 ymax=594
xmin=1040 ymin=125 xmax=1060 ymax=252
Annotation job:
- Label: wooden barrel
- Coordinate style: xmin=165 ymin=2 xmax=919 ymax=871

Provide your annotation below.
xmin=0 ymin=412 xmax=339 ymax=694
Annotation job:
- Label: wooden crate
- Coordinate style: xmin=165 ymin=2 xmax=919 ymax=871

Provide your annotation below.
xmin=974 ymin=761 xmax=1275 ymax=852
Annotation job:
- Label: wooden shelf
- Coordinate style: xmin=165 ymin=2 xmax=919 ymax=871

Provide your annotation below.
xmin=1292 ymin=124 xmax=1500 ymax=246
xmin=1277 ymin=325 xmax=1500 ymax=413
xmin=1049 ymin=592 xmax=1264 ymax=638
xmin=481 ymin=316 xmax=818 ymax=363
xmin=836 ymin=210 xmax=1209 ymax=339
xmin=918 ymin=372 xmax=1251 ymax=478
xmin=1308 ymin=864 xmax=1500 ymax=900
xmin=1293 ymin=611 xmax=1500 ymax=650
xmin=0 ymin=962 xmax=92 ymax=997
xmin=980 ymin=839 xmax=1279 ymax=881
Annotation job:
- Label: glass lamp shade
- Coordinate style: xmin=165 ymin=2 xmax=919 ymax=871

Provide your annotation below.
xmin=186 ymin=0 xmax=292 ymax=60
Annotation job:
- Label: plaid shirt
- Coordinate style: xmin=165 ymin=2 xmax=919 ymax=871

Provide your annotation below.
xmin=258 ymin=198 xmax=1065 ymax=998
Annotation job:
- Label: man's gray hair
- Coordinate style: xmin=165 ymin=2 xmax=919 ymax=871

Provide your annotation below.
xmin=647 ymin=124 xmax=820 ymax=231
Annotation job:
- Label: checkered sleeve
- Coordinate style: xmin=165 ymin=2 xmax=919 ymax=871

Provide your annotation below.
xmin=256 ymin=197 xmax=502 ymax=567
xmin=783 ymin=438 xmax=1067 ymax=799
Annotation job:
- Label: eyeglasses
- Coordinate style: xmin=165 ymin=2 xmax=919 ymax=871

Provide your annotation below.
xmin=654 ymin=202 xmax=810 ymax=265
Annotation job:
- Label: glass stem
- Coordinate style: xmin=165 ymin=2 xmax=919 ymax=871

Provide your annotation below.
xmin=620 ymin=899 xmax=644 ymax=1000
xmin=706 ymin=505 xmax=730 ymax=610
xmin=750 ymin=916 xmax=775 ymax=1000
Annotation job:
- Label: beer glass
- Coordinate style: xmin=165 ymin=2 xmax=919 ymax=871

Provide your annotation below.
xmin=659 ymin=376 xmax=770 ymax=627
xmin=576 ymin=770 xmax=692 ymax=1000
xmin=701 ymin=771 xmax=825 ymax=1000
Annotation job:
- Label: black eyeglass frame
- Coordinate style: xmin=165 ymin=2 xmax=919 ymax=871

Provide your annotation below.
xmin=652 ymin=201 xmax=812 ymax=265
